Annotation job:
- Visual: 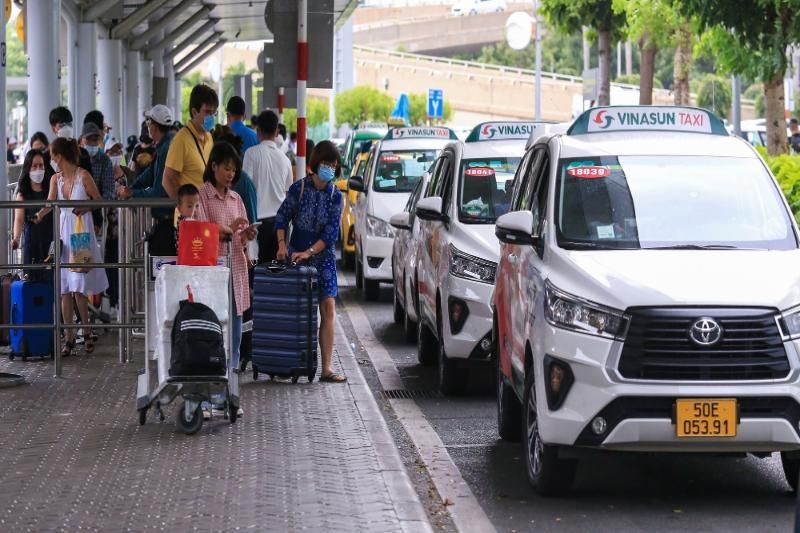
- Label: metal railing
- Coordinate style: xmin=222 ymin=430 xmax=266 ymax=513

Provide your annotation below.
xmin=0 ymin=198 xmax=175 ymax=377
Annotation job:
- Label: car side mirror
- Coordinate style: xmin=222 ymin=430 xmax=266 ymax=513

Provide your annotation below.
xmin=389 ymin=212 xmax=412 ymax=231
xmin=496 ymin=211 xmax=539 ymax=246
xmin=348 ymin=176 xmax=364 ymax=192
xmin=415 ymin=196 xmax=447 ymax=222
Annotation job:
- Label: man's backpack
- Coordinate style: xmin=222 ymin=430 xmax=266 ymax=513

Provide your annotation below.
xmin=170 ymin=299 xmax=226 ymax=376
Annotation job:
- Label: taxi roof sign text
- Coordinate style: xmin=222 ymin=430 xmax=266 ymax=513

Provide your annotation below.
xmin=384 ymin=127 xmax=458 ymax=141
xmin=466 ymin=121 xmax=554 ymax=142
xmin=568 ymin=106 xmax=729 ymax=136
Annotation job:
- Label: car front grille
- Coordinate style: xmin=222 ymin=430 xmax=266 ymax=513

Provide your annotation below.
xmin=618 ymin=307 xmax=789 ymax=381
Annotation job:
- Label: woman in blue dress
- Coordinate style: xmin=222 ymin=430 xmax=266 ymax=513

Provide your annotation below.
xmin=275 ymin=140 xmax=346 ymax=383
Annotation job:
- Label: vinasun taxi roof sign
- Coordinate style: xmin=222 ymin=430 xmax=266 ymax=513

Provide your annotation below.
xmin=567 ymin=106 xmax=729 ymax=136
xmin=384 ymin=127 xmax=458 ymax=140
xmin=466 ymin=121 xmax=554 ymax=142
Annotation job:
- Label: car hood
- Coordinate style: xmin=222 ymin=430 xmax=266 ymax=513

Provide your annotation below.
xmin=370 ymin=192 xmax=410 ymax=222
xmin=452 ymin=223 xmax=500 ymax=263
xmin=547 ymin=249 xmax=800 ymax=311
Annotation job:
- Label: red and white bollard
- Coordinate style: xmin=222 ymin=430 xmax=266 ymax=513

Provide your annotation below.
xmin=296 ymin=0 xmax=308 ymax=180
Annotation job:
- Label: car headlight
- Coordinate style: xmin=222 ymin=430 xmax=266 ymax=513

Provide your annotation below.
xmin=367 ymin=215 xmax=395 ymax=238
xmin=778 ymin=307 xmax=800 ymax=339
xmin=544 ymin=282 xmax=629 ymax=339
xmin=449 ymin=245 xmax=496 ymax=284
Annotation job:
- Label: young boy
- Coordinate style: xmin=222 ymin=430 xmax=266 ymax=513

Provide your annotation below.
xmin=176 ymin=184 xmax=200 ymax=221
xmin=149 ymin=184 xmax=200 ymax=256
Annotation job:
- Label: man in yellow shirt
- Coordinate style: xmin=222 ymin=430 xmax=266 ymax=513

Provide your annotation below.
xmin=163 ymin=84 xmax=219 ymax=198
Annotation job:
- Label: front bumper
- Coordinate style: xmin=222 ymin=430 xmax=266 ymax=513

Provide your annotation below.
xmin=535 ymin=324 xmax=800 ymax=452
xmin=441 ymin=275 xmax=493 ymax=360
xmin=362 ymin=235 xmax=394 ymax=281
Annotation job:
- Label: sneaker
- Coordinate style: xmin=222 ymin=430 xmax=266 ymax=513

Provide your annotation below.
xmin=237 ymin=407 xmax=244 ymax=417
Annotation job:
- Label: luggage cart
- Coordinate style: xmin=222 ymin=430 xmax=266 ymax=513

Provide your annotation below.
xmin=136 ymin=240 xmax=240 ymax=435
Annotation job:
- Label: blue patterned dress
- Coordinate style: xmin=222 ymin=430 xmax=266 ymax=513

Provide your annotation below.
xmin=275 ymin=176 xmax=342 ymax=300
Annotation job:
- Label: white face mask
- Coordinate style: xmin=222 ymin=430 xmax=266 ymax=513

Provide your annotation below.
xmin=30 ymin=170 xmax=45 ymax=184
xmin=110 ymin=155 xmax=122 ymax=167
xmin=50 ymin=160 xmax=60 ymax=173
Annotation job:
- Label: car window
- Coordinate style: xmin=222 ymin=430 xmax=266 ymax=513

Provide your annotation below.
xmin=362 ymin=148 xmax=378 ymax=192
xmin=433 ymin=157 xmax=451 ymax=197
xmin=426 ymin=157 xmax=443 ymax=197
xmin=510 ymin=149 xmax=536 ymax=211
xmin=373 ymin=150 xmax=437 ymax=193
xmin=518 ymin=149 xmax=545 ymax=211
xmin=555 ymin=155 xmax=797 ymax=250
xmin=530 ymin=154 xmax=550 ymax=236
xmin=457 ymin=157 xmax=520 ymax=223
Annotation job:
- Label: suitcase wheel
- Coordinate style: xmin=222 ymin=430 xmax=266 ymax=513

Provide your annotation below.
xmin=8 ymin=353 xmax=14 ymax=361
xmin=307 ymin=372 xmax=315 ymax=383
xmin=292 ymin=375 xmax=299 ymax=384
xmin=138 ymin=408 xmax=147 ymax=426
xmin=252 ymin=367 xmax=259 ymax=381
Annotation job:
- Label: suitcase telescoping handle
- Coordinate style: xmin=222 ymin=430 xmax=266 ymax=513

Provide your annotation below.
xmin=266 ymin=259 xmax=298 ymax=275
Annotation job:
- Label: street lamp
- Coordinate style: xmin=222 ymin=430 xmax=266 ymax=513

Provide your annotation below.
xmin=505 ymin=4 xmax=542 ymax=120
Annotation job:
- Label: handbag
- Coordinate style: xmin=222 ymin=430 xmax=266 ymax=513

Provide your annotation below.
xmin=177 ymin=206 xmax=219 ymax=266
xmin=69 ymin=216 xmax=93 ymax=273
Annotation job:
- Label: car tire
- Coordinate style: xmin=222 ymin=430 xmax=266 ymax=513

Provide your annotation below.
xmin=343 ymin=250 xmax=355 ymax=270
xmin=404 ymin=281 xmax=418 ymax=343
xmin=417 ymin=319 xmax=437 ymax=366
xmin=781 ymin=452 xmax=800 ymax=492
xmin=364 ymin=278 xmax=380 ymax=301
xmin=355 ymin=255 xmax=363 ymax=289
xmin=495 ymin=313 xmax=521 ymax=441
xmin=523 ymin=368 xmax=576 ymax=496
xmin=437 ymin=314 xmax=464 ymax=396
xmin=393 ymin=285 xmax=404 ymax=324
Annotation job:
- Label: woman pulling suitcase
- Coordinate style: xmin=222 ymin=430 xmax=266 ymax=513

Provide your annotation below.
xmin=275 ymin=140 xmax=346 ymax=383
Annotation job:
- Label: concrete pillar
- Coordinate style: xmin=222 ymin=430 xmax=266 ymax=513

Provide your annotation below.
xmin=175 ymin=77 xmax=183 ymax=119
xmin=125 ymin=49 xmax=140 ymax=140
xmin=97 ymin=39 xmax=123 ymax=138
xmin=138 ymin=59 xmax=153 ymax=123
xmin=152 ymin=30 xmax=165 ymax=77
xmin=76 ymin=23 xmax=97 ymax=123
xmin=27 ymin=0 xmax=62 ymax=137
xmin=166 ymin=60 xmax=176 ymax=117
xmin=63 ymin=9 xmax=78 ymax=117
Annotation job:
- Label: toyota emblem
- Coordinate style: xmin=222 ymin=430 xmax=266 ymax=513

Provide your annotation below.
xmin=689 ymin=317 xmax=723 ymax=346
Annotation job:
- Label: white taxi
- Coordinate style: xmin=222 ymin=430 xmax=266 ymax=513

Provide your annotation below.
xmin=493 ymin=106 xmax=800 ymax=495
xmin=414 ymin=121 xmax=548 ymax=394
xmin=389 ymin=173 xmax=431 ymax=342
xmin=348 ymin=127 xmax=457 ymax=301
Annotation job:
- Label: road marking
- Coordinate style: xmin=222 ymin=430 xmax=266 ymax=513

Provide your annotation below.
xmin=339 ymin=276 xmax=497 ymax=533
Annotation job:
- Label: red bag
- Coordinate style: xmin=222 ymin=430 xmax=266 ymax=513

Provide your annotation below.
xmin=177 ymin=219 xmax=220 ymax=266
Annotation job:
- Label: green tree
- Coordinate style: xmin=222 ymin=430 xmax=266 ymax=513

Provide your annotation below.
xmin=407 ymin=93 xmax=453 ymax=125
xmin=679 ymin=0 xmax=800 ymax=155
xmin=615 ymin=73 xmax=663 ymax=89
xmin=696 ymin=75 xmax=732 ymax=119
xmin=283 ymin=98 xmax=330 ymax=131
xmin=334 ymin=86 xmax=394 ymax=126
xmin=541 ymin=0 xmax=626 ymax=105
xmin=613 ymin=0 xmax=683 ymax=104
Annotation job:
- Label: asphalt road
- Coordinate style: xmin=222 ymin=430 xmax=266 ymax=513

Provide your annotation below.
xmin=337 ymin=275 xmax=798 ymax=533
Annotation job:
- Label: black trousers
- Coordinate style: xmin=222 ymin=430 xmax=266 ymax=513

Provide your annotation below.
xmin=257 ymin=217 xmax=277 ymax=264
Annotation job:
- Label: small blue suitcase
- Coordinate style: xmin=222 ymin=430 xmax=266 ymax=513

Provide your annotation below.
xmin=10 ymin=280 xmax=54 ymax=360
xmin=251 ymin=263 xmax=318 ymax=383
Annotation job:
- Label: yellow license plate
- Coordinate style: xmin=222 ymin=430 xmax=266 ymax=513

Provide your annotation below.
xmin=675 ymin=399 xmax=737 ymax=438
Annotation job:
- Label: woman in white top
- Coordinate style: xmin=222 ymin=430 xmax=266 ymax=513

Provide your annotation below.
xmin=33 ymin=137 xmax=109 ymax=357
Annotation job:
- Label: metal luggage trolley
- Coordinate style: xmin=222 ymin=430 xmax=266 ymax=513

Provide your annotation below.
xmin=136 ymin=239 xmax=240 ymax=435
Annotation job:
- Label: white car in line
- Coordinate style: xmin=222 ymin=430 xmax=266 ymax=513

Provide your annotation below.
xmin=494 ymin=105 xmax=800 ymax=495
xmin=451 ymin=0 xmax=507 ymax=16
xmin=413 ymin=121 xmax=547 ymax=394
xmin=389 ymin=173 xmax=432 ymax=342
xmin=348 ymin=127 xmax=458 ymax=301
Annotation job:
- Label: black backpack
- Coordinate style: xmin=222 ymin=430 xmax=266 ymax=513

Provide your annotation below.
xmin=170 ymin=300 xmax=226 ymax=376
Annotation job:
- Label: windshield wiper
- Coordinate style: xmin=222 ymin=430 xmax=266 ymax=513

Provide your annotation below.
xmin=646 ymin=244 xmax=744 ymax=250
xmin=559 ymin=240 xmax=635 ymax=250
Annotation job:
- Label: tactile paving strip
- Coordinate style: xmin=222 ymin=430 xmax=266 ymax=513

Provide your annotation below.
xmin=0 ymin=340 xmax=404 ymax=532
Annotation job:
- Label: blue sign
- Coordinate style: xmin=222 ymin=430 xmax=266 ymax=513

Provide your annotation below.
xmin=427 ymin=88 xmax=444 ymax=119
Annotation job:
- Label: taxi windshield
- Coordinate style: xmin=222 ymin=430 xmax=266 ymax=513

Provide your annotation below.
xmin=373 ymin=150 xmax=436 ymax=192
xmin=556 ymin=155 xmax=797 ymax=250
xmin=458 ymin=157 xmax=520 ymax=223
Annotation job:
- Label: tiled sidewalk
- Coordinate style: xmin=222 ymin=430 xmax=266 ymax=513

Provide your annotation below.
xmin=0 ymin=325 xmax=431 ymax=532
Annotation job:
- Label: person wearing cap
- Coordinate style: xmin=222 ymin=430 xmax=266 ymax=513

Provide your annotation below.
xmin=119 ymin=104 xmax=175 ymax=220
xmin=80 ymin=122 xmax=115 ymax=202
xmin=226 ymin=96 xmax=258 ymax=156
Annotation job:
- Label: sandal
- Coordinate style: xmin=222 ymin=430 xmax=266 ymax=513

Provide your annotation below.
xmin=61 ymin=341 xmax=75 ymax=358
xmin=320 ymin=373 xmax=347 ymax=383
xmin=84 ymin=338 xmax=95 ymax=354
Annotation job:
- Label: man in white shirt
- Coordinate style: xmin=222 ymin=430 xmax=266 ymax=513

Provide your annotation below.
xmin=243 ymin=110 xmax=294 ymax=263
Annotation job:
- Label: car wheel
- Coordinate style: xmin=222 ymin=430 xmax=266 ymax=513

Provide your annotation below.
xmin=355 ymin=255 xmax=363 ymax=289
xmin=495 ymin=313 xmax=521 ymax=441
xmin=417 ymin=319 xmax=437 ymax=366
xmin=781 ymin=452 xmax=800 ymax=492
xmin=393 ymin=283 xmax=404 ymax=324
xmin=523 ymin=368 xmax=576 ymax=496
xmin=437 ymin=313 xmax=463 ymax=396
xmin=404 ymin=279 xmax=418 ymax=343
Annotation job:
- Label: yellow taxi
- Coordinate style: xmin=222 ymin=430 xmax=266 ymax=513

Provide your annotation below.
xmin=337 ymin=149 xmax=371 ymax=268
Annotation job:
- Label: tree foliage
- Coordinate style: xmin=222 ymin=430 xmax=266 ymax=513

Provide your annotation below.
xmin=696 ymin=75 xmax=731 ymax=119
xmin=334 ymin=86 xmax=394 ymax=127
xmin=615 ymin=74 xmax=663 ymax=89
xmin=283 ymin=98 xmax=330 ymax=130
xmin=470 ymin=26 xmax=585 ymax=76
xmin=408 ymin=93 xmax=453 ymax=125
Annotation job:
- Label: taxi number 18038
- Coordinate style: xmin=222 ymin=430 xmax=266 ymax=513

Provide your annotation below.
xmin=675 ymin=399 xmax=737 ymax=438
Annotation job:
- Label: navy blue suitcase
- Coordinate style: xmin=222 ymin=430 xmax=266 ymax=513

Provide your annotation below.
xmin=251 ymin=262 xmax=318 ymax=383
xmin=9 ymin=280 xmax=54 ymax=360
